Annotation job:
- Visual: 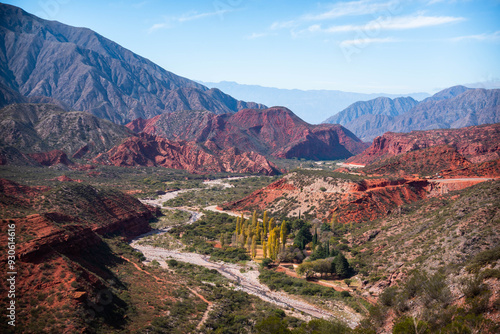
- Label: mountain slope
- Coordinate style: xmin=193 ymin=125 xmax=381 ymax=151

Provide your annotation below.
xmin=0 ymin=3 xmax=265 ymax=124
xmin=323 ymin=97 xmax=418 ymax=125
xmin=93 ymin=133 xmax=279 ymax=175
xmin=323 ymin=87 xmax=500 ymax=142
xmin=391 ymin=88 xmax=500 ymax=132
xmin=127 ymin=107 xmax=368 ymax=161
xmin=348 ymin=123 xmax=500 ymax=166
xmin=0 ymin=103 xmax=134 ymax=159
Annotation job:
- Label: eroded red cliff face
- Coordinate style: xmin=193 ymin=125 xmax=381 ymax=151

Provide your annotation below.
xmin=0 ymin=179 xmax=159 ymax=332
xmin=93 ymin=133 xmax=279 ymax=175
xmin=28 ymin=149 xmax=74 ymax=166
xmin=126 ymin=107 xmax=368 ymax=160
xmin=362 ymin=145 xmax=473 ymax=177
xmin=222 ymin=173 xmax=430 ymax=224
xmin=349 ymin=123 xmax=500 ymax=166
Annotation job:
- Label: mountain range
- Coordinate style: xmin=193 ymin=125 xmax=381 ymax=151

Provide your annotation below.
xmin=126 ymin=106 xmax=368 ymax=161
xmin=0 ymin=3 xmax=264 ymax=124
xmin=324 ymin=86 xmax=500 ymax=142
xmin=201 ymin=80 xmax=430 ymax=124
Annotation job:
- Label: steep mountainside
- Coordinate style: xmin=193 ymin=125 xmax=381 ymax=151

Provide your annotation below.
xmin=0 ymin=179 xmax=167 ymax=333
xmin=349 ymin=123 xmax=500 ymax=166
xmin=127 ymin=107 xmax=368 ymax=160
xmin=0 ymin=4 xmax=265 ymax=124
xmin=93 ymin=133 xmax=279 ymax=175
xmin=323 ymin=87 xmax=499 ymax=141
xmin=391 ymin=88 xmax=500 ymax=132
xmin=323 ymin=97 xmax=418 ymax=125
xmin=0 ymin=103 xmax=134 ymax=159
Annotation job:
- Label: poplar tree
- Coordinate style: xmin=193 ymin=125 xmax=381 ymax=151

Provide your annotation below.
xmin=269 ymin=217 xmax=275 ymax=231
xmin=331 ymin=213 xmax=338 ymax=232
xmin=252 ymin=210 xmax=257 ymax=228
xmin=263 ymin=239 xmax=268 ymax=258
xmin=280 ymin=220 xmax=288 ymax=246
xmin=251 ymin=236 xmax=257 ymax=258
xmin=235 ymin=217 xmax=240 ymax=235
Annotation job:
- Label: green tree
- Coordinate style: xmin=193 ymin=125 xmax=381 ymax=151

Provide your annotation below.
xmin=255 ymin=316 xmax=291 ymax=334
xmin=251 ymin=235 xmax=257 ymax=258
xmin=334 ymin=252 xmax=352 ymax=278
xmin=294 ymin=226 xmax=313 ymax=250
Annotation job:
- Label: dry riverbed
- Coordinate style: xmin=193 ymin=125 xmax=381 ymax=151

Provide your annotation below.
xmin=136 ymin=179 xmax=362 ymax=328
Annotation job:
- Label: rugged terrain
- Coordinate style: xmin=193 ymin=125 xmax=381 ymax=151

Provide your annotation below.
xmin=93 ymin=133 xmax=279 ymax=175
xmin=0 ymin=178 xmax=163 ymax=333
xmin=0 ymin=3 xmax=264 ymax=124
xmin=324 ymin=86 xmax=500 ymax=141
xmin=127 ymin=107 xmax=368 ymax=160
xmin=0 ymin=103 xmax=133 ymax=161
xmin=349 ymin=123 xmax=500 ymax=167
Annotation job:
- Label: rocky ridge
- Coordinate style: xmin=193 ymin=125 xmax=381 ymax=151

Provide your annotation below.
xmin=0 ymin=103 xmax=134 ymax=160
xmin=127 ymin=107 xmax=368 ymax=160
xmin=349 ymin=123 xmax=500 ymax=166
xmin=93 ymin=132 xmax=279 ymax=175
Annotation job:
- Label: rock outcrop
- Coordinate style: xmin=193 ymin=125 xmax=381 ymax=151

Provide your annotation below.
xmin=28 ymin=149 xmax=74 ymax=166
xmin=127 ymin=107 xmax=368 ymax=160
xmin=222 ymin=172 xmax=430 ymax=224
xmin=349 ymin=123 xmax=500 ymax=166
xmin=93 ymin=133 xmax=279 ymax=175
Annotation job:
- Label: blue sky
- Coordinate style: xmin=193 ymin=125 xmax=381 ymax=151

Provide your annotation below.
xmin=5 ymin=0 xmax=500 ymax=94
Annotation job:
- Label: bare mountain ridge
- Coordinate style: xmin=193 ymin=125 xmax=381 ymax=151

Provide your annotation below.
xmin=0 ymin=103 xmax=133 ymax=160
xmin=324 ymin=86 xmax=500 ymax=141
xmin=127 ymin=106 xmax=368 ymax=161
xmin=0 ymin=3 xmax=265 ymax=124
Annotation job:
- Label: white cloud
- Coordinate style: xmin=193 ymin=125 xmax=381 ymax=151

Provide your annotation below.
xmin=339 ymin=37 xmax=400 ymax=47
xmin=147 ymin=22 xmax=169 ymax=34
xmin=271 ymin=0 xmax=400 ymax=30
xmin=304 ymin=14 xmax=465 ymax=34
xmin=304 ymin=0 xmax=399 ymax=21
xmin=450 ymin=31 xmax=500 ymax=42
xmin=246 ymin=32 xmax=270 ymax=40
xmin=177 ymin=9 xmax=233 ymax=22
xmin=147 ymin=8 xmax=236 ymax=33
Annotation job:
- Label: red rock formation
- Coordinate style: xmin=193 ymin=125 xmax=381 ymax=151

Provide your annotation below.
xmin=439 ymin=158 xmax=500 ymax=178
xmin=93 ymin=133 xmax=279 ymax=175
xmin=28 ymin=149 xmax=73 ymax=166
xmin=349 ymin=123 xmax=500 ymax=166
xmin=362 ymin=146 xmax=473 ymax=177
xmin=223 ymin=173 xmax=429 ymax=224
xmin=126 ymin=107 xmax=368 ymax=160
